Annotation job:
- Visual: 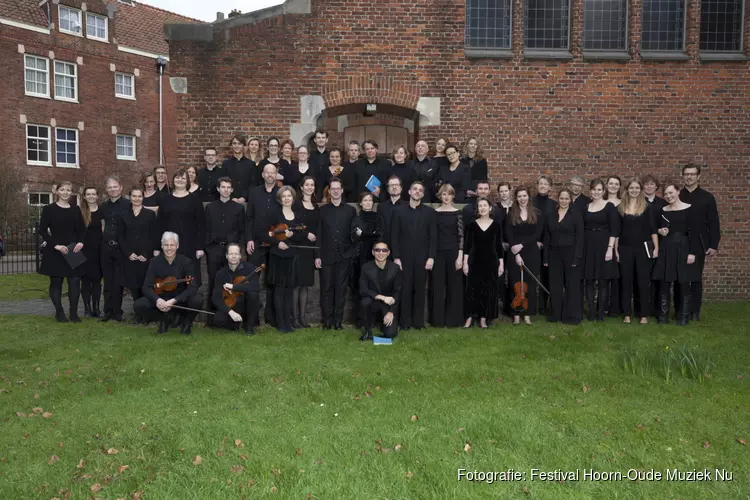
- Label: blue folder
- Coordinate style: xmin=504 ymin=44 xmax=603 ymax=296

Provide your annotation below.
xmin=365 ymin=175 xmax=381 ymax=193
xmin=373 ymin=336 xmax=393 ymax=345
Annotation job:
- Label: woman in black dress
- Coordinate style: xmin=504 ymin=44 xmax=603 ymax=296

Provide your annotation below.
xmin=506 ymin=187 xmax=543 ymax=325
xmin=283 ymin=145 xmax=316 ymax=190
xmin=38 ymin=181 xmax=86 ymax=322
xmin=118 ymin=187 xmax=160 ymax=325
xmin=141 ymin=172 xmax=163 ymax=210
xmin=432 ymin=184 xmax=464 ymax=328
xmin=433 ymin=138 xmax=449 ymax=170
xmin=259 ymin=137 xmax=291 ymax=185
xmin=158 ymin=169 xmax=206 ymax=286
xmin=281 ymin=139 xmax=295 ymax=164
xmin=583 ymin=179 xmax=621 ymax=321
xmin=317 ymin=148 xmax=356 ymax=203
xmin=461 ymin=137 xmax=488 ymax=198
xmin=463 ymin=197 xmax=504 ymax=328
xmin=351 ymin=192 xmax=385 ymax=327
xmin=617 ymin=179 xmax=658 ymax=324
xmin=264 ymin=186 xmax=313 ymax=333
xmin=80 ymin=186 xmax=102 ymax=317
xmin=604 ymin=175 xmax=622 ymax=316
xmin=543 ymin=188 xmax=584 ymax=324
xmin=154 ymin=166 xmax=170 ymax=194
xmin=496 ymin=181 xmax=514 ymax=316
xmin=652 ymin=183 xmax=701 ymax=326
xmin=295 ymin=176 xmax=319 ymax=328
xmin=434 ymin=144 xmax=471 ymax=202
xmin=186 ymin=166 xmax=200 ymax=196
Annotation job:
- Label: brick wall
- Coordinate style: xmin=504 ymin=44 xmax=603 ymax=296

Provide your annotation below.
xmin=168 ymin=0 xmax=750 ymax=300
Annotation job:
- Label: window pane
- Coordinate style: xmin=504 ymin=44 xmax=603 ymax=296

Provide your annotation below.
xmin=700 ymin=0 xmax=743 ymax=51
xmin=465 ymin=0 xmax=512 ymax=49
xmin=24 ymin=56 xmax=48 ymax=95
xmin=54 ymin=62 xmax=76 ymax=99
xmin=584 ymin=0 xmax=628 ymax=50
xmin=642 ymin=0 xmax=685 ymax=51
xmin=60 ymin=7 xmax=81 ymax=33
xmin=525 ymin=0 xmax=570 ymax=49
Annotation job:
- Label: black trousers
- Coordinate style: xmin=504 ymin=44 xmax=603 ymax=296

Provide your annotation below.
xmin=133 ymin=292 xmax=204 ymax=325
xmin=399 ymin=258 xmax=428 ymax=328
xmin=619 ymin=244 xmax=652 ymax=317
xmin=608 ymin=278 xmax=621 ymax=316
xmin=547 ymin=246 xmax=582 ymax=324
xmin=274 ymin=286 xmax=294 ymax=330
xmin=49 ymin=276 xmax=81 ymax=315
xmin=214 ymin=292 xmax=260 ymax=330
xmin=101 ymin=243 xmax=124 ymax=316
xmin=361 ymin=297 xmax=398 ymax=338
xmin=538 ymin=263 xmax=550 ymax=315
xmin=80 ymin=276 xmax=101 ymax=311
xmin=320 ymin=259 xmax=351 ymax=325
xmin=206 ymin=243 xmax=228 ymax=312
xmin=431 ymin=249 xmax=463 ymax=327
xmin=687 ymin=253 xmax=706 ymax=315
xmin=249 ymin=247 xmax=275 ymax=325
xmin=585 ymin=279 xmax=610 ymax=321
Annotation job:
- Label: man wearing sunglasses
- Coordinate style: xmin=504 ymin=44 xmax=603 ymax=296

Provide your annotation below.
xmin=359 ymin=241 xmax=402 ymax=341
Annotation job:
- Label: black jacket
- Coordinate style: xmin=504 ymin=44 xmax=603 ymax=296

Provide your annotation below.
xmin=141 ymin=254 xmax=198 ymax=303
xmin=318 ymin=201 xmax=357 ymax=264
xmin=679 ymin=186 xmax=720 ymax=251
xmin=543 ymin=208 xmax=584 ymax=264
xmin=211 ymin=262 xmax=260 ymax=313
xmin=359 ymin=260 xmax=402 ymax=313
xmin=391 ymin=203 xmax=437 ymax=263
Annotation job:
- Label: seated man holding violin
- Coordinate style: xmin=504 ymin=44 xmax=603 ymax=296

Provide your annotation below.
xmin=134 ymin=231 xmax=204 ymax=335
xmin=211 ymin=243 xmax=262 ymax=335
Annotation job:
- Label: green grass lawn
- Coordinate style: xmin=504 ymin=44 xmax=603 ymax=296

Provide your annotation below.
xmin=0 ymin=274 xmax=49 ymax=301
xmin=0 ymin=303 xmax=748 ymax=499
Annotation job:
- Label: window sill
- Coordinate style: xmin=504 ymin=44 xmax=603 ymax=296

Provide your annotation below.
xmin=25 ymin=92 xmax=51 ymax=99
xmin=86 ymin=35 xmax=109 ymax=43
xmin=54 ymin=97 xmax=79 ymax=103
xmin=27 ymin=161 xmax=52 ymax=167
xmin=115 ymin=94 xmax=136 ymax=100
xmin=56 ymin=164 xmax=79 ymax=169
xmin=59 ymin=29 xmax=83 ymax=37
xmin=699 ymin=52 xmax=748 ymax=62
xmin=116 ymin=157 xmax=137 ymax=162
xmin=524 ymin=49 xmax=573 ymax=60
xmin=464 ymin=48 xmax=513 ymax=59
xmin=640 ymin=51 xmax=690 ymax=61
xmin=582 ymin=50 xmax=630 ymax=61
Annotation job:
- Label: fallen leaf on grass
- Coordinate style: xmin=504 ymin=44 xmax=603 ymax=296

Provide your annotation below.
xmin=271 ymin=486 xmax=278 ymax=493
xmin=364 ymin=391 xmax=372 ymax=398
xmin=464 ymin=443 xmax=472 ymax=453
xmin=15 ymin=412 xmax=26 ymax=417
xmin=240 ymin=454 xmax=248 ymax=461
xmin=90 ymin=483 xmax=102 ymax=493
xmin=42 ymin=412 xmax=53 ymax=419
xmin=314 ymin=458 xmax=325 ymax=465
xmin=635 ymin=424 xmax=646 ymax=431
xmin=703 ymin=441 xmax=711 ymax=449
xmin=248 ymin=479 xmax=255 ymax=486
xmin=80 ymin=474 xmax=92 ymax=480
xmin=216 ymin=450 xmax=224 ymax=457
xmin=48 ymin=455 xmax=60 ymax=465
xmin=76 ymin=459 xmax=85 ymax=469
xmin=32 ymin=407 xmax=43 ymax=414
xmin=117 ymin=465 xmax=129 ymax=473
xmin=234 ymin=439 xmax=244 ymax=448
xmin=271 ymin=468 xmax=281 ymax=476
xmin=583 ymin=385 xmax=590 ymax=393
xmin=406 ymin=471 xmax=413 ymax=479
xmin=295 ymin=448 xmax=302 ymax=456
xmin=394 ymin=444 xmax=402 ymax=452
xmin=193 ymin=456 xmax=203 ymax=465
xmin=106 ymin=448 xmax=118 ymax=455
xmin=549 ymin=335 xmax=556 ymax=340
xmin=35 ymin=367 xmax=41 ymax=373
xmin=523 ymin=486 xmax=530 ymax=494
xmin=58 ymin=442 xmax=64 ymax=448
xmin=737 ymin=438 xmax=747 ymax=446
xmin=410 ymin=415 xmax=419 ymax=422
xmin=230 ymin=465 xmax=245 ymax=473
xmin=133 ymin=490 xmax=144 ymax=499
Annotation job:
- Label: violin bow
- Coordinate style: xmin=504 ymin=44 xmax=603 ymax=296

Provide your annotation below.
xmin=169 ymin=305 xmax=215 ymax=315
xmin=261 ymin=243 xmax=319 ymax=249
xmin=521 ymin=263 xmax=550 ymax=295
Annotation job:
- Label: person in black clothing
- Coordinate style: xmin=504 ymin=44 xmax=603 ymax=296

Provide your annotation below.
xmin=617 ymin=179 xmax=658 ymax=324
xmin=382 ymin=146 xmax=416 ymax=199
xmin=100 ymin=175 xmax=131 ymax=322
xmin=258 ymin=137 xmax=291 ymax=184
xmin=534 ymin=175 xmax=555 ymax=316
xmin=118 ymin=187 xmax=160 ymax=324
xmin=204 ymin=177 xmax=246 ymax=320
xmin=154 ymin=166 xmax=170 ymax=194
xmin=38 ymin=181 xmax=86 ymax=322
xmin=461 ymin=137 xmax=488 ymax=198
xmin=141 ymin=172 xmax=164 ymax=210
xmin=678 ymin=164 xmax=720 ymax=321
xmin=318 ymin=148 xmax=357 ymax=202
xmin=543 ymin=188 xmax=584 ymax=324
xmin=569 ymin=175 xmax=591 ymax=213
xmin=604 ymin=175 xmax=623 ymax=317
xmin=351 ymin=192 xmax=385 ymax=326
xmin=134 ymin=232 xmax=204 ymax=335
xmin=433 ymin=185 xmax=464 ymax=328
xmin=283 ymin=145 xmax=317 ymax=190
xmin=410 ymin=140 xmax=437 ymax=203
xmin=496 ymin=182 xmax=514 ymax=317
xmin=582 ymin=179 xmax=621 ymax=321
xmin=377 ymin=176 xmax=404 ymax=246
xmin=346 ymin=141 xmax=361 ymax=167
xmin=506 ymin=187 xmax=544 ymax=325
xmin=653 ymin=183 xmax=702 ymax=325
xmin=391 ymin=181 xmax=437 ymax=330
xmin=158 ymin=169 xmax=206 ymax=287
xmin=641 ymin=174 xmax=667 ymax=317
xmin=223 ymin=134 xmax=257 ymax=204
xmin=211 ymin=243 xmax=260 ymax=335
xmin=316 ymin=178 xmax=357 ymax=329
xmin=355 ymin=140 xmax=389 ymax=201
xmin=245 ymin=164 xmax=281 ymax=326
xmin=433 ymin=138 xmax=449 ymax=170
xmin=462 ymin=181 xmax=501 ymax=227
xmin=197 ymin=147 xmax=225 ymax=203
xmin=264 ymin=186 xmax=314 ymax=333
xmin=310 ymin=129 xmax=331 ymax=171
xmin=281 ymin=139 xmax=295 ymax=165
xmin=434 ymin=144 xmax=471 ymax=202
xmin=186 ymin=166 xmax=201 ymax=196
xmin=359 ymin=241 xmax=402 ymax=340
xmin=296 ymin=177 xmax=319 ymax=327
xmin=245 ymin=136 xmax=264 ymax=170
xmin=80 ymin=187 xmax=102 ymax=317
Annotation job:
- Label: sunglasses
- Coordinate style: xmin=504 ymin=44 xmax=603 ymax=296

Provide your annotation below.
xmin=373 ymin=248 xmax=389 ymax=253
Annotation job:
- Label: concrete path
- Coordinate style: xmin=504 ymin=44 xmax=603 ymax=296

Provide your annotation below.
xmin=0 ymin=297 xmax=133 ymax=317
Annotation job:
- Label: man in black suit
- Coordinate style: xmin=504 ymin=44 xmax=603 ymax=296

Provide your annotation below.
xmin=569 ymin=175 xmax=591 ymax=213
xmin=359 ymin=240 xmax=402 ymax=340
xmin=316 ymin=178 xmax=357 ymax=329
xmin=211 ymin=243 xmax=260 ymax=336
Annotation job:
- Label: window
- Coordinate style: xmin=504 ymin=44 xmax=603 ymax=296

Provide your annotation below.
xmin=525 ymin=0 xmax=571 ymax=50
xmin=115 ymin=73 xmax=135 ymax=99
xmin=28 ymin=193 xmax=52 ymax=206
xmin=54 ymin=61 xmax=77 ymax=101
xmin=56 ymin=128 xmax=79 ymax=167
xmin=24 ymin=55 xmax=49 ymax=98
xmin=86 ymin=12 xmax=108 ymax=41
xmin=116 ymin=135 xmax=136 ymax=160
xmin=700 ymin=0 xmax=744 ymax=52
xmin=583 ymin=0 xmax=628 ymax=51
xmin=465 ymin=0 xmax=512 ymax=50
xmin=58 ymin=6 xmax=82 ymax=36
xmin=642 ymin=0 xmax=686 ymax=51
xmin=27 ymin=125 xmax=51 ymax=166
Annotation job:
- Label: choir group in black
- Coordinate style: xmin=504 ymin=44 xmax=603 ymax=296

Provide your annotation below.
xmin=38 ymin=130 xmax=721 ymax=339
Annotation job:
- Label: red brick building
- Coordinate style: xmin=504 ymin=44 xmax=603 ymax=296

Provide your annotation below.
xmin=0 ymin=0 xmax=202 ymax=211
xmin=163 ymin=0 xmax=749 ymax=300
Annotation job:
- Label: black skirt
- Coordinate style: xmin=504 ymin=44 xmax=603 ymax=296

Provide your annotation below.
xmin=652 ymin=233 xmax=700 ymax=283
xmin=39 ymin=246 xmax=86 ymax=278
xmin=268 ymin=254 xmax=299 ymax=287
xmin=297 ymin=248 xmax=316 ymax=287
xmin=120 ymin=258 xmax=151 ymax=291
xmin=583 ymin=231 xmax=619 ymax=280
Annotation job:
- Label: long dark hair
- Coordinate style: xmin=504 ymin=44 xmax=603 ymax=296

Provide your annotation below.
xmin=298 ymin=175 xmax=319 ymax=203
xmin=509 ymin=186 xmax=538 ymax=225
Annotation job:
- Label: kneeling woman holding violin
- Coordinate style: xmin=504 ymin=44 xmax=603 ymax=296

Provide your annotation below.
xmin=264 ymin=186 xmax=316 ymax=333
xmin=211 ymin=243 xmax=264 ymax=335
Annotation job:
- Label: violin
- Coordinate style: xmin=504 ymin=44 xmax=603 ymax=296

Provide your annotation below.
xmin=268 ymin=223 xmax=307 ymax=241
xmin=222 ymin=264 xmax=266 ymax=309
xmin=511 ymin=265 xmax=528 ymax=313
xmin=153 ymin=275 xmax=194 ymax=295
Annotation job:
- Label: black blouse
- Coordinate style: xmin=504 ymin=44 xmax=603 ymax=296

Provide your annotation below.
xmin=543 ymin=208 xmax=584 ymax=262
xmin=263 ymin=209 xmax=310 ymax=258
xmin=158 ymin=194 xmax=206 ymax=255
xmin=38 ymin=203 xmax=85 ymax=247
xmin=584 ymin=202 xmax=621 ymax=237
xmin=619 ymin=205 xmax=656 ymax=246
xmin=318 ymin=165 xmax=357 ymax=203
xmin=283 ymin=162 xmax=318 ymax=190
xmin=435 ymin=210 xmax=464 ymax=252
xmin=506 ymin=209 xmax=544 ymax=249
xmin=118 ymin=208 xmax=160 ymax=258
xmin=434 ymin=162 xmax=472 ymax=202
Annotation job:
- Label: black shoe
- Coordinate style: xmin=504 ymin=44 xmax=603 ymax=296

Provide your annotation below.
xmin=277 ymin=327 xmax=294 ymax=333
xmin=322 ymin=322 xmax=332 ymax=330
xmin=91 ymin=307 xmax=101 ymax=318
xmin=298 ymin=316 xmax=310 ymax=328
xmin=83 ymin=305 xmax=93 ymax=318
xmin=334 ymin=322 xmax=343 ymax=330
xmin=690 ymin=312 xmax=700 ymax=321
xmin=112 ymin=314 xmax=124 ymax=322
xmin=156 ymin=320 xmax=169 ymax=334
xmin=359 ymin=328 xmax=373 ymax=341
xmin=99 ymin=314 xmax=112 ymax=322
xmin=180 ymin=323 xmax=192 ymax=335
xmin=244 ymin=326 xmax=255 ymax=336
xmin=55 ymin=312 xmax=69 ymax=323
xmin=131 ymin=318 xmax=142 ymax=326
xmin=69 ymin=312 xmax=81 ymax=323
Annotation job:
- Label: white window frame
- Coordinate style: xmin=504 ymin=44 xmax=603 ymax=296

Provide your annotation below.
xmin=55 ymin=128 xmax=79 ymax=168
xmin=116 ymin=134 xmax=136 ymax=161
xmin=58 ymin=5 xmax=83 ymax=36
xmin=26 ymin=124 xmax=52 ymax=166
xmin=86 ymin=12 xmax=108 ymax=41
xmin=24 ymin=54 xmax=49 ymax=98
xmin=28 ymin=192 xmax=53 ymax=207
xmin=53 ymin=60 xmax=78 ymax=102
xmin=115 ymin=72 xmax=135 ymax=99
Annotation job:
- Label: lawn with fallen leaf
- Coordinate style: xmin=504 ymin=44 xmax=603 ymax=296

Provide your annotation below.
xmin=0 ymin=302 xmax=748 ymax=499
